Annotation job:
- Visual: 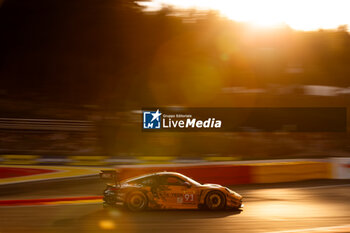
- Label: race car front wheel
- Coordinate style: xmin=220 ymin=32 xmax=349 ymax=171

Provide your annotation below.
xmin=126 ymin=192 xmax=148 ymax=211
xmin=205 ymin=191 xmax=226 ymax=210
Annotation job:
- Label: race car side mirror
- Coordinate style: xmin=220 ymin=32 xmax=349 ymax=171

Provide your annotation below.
xmin=184 ymin=182 xmax=191 ymax=188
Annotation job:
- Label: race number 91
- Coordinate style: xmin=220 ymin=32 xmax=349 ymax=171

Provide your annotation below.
xmin=183 ymin=193 xmax=194 ymax=203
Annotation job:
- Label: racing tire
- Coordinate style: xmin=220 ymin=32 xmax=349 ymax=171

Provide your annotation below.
xmin=126 ymin=191 xmax=148 ymax=211
xmin=205 ymin=191 xmax=226 ymax=210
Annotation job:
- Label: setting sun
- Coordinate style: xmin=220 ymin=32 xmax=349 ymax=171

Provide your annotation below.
xmin=139 ymin=0 xmax=350 ymax=31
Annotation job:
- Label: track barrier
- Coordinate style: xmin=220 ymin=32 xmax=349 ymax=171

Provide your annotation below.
xmin=115 ymin=161 xmax=335 ymax=185
xmin=1 ymin=156 xmax=349 ymax=185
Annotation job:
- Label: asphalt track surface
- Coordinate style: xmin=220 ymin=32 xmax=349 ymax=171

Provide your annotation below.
xmin=1 ymin=179 xmax=350 ymax=233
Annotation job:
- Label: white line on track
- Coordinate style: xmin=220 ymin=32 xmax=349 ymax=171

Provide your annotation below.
xmin=266 ymin=224 xmax=350 ymax=233
xmin=292 ymin=184 xmax=350 ymax=190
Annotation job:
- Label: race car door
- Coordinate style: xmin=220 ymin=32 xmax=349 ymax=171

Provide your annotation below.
xmin=157 ymin=175 xmax=197 ymax=209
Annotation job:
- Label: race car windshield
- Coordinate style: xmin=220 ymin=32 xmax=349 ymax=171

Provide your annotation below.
xmin=180 ymin=174 xmax=202 ymax=186
xmin=123 ymin=174 xmax=154 ymax=184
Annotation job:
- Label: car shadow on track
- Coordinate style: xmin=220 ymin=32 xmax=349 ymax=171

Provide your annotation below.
xmin=116 ymin=208 xmax=243 ymax=219
xmin=53 ymin=208 xmax=242 ymax=232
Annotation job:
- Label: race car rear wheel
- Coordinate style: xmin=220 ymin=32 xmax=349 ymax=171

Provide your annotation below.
xmin=205 ymin=191 xmax=226 ymax=210
xmin=126 ymin=192 xmax=148 ymax=211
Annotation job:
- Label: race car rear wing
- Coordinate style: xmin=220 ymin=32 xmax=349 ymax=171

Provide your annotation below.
xmin=100 ymin=169 xmax=120 ymax=186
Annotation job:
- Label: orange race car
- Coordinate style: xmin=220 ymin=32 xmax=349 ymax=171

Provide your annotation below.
xmin=100 ymin=170 xmax=243 ymax=211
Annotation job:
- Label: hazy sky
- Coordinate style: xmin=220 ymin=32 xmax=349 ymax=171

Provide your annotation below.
xmin=139 ymin=0 xmax=350 ymax=31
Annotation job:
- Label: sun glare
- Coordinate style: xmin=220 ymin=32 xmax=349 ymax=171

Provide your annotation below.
xmin=139 ymin=0 xmax=350 ymax=31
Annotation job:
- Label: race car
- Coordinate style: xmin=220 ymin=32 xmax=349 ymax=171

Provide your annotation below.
xmin=100 ymin=170 xmax=243 ymax=211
